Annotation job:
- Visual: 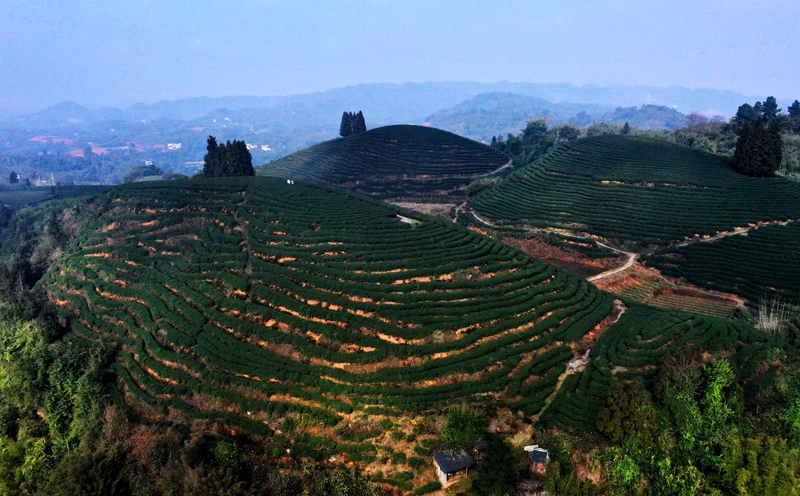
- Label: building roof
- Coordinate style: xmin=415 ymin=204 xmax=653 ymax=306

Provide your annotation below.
xmin=474 ymin=438 xmax=488 ymax=451
xmin=528 ymin=449 xmax=549 ymax=463
xmin=433 ymin=450 xmax=477 ymax=474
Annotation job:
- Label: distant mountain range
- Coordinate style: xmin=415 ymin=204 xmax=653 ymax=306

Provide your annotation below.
xmin=424 ymin=93 xmax=690 ymax=143
xmin=0 ymin=81 xmax=771 ymax=184
xmin=0 ymin=81 xmax=765 ymax=130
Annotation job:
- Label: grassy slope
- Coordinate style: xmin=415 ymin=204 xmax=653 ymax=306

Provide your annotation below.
xmin=470 ymin=135 xmax=800 ymax=245
xmin=256 ymin=125 xmax=508 ymax=199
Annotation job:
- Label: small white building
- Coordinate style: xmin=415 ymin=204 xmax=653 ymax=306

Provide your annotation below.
xmin=433 ymin=450 xmax=476 ymax=486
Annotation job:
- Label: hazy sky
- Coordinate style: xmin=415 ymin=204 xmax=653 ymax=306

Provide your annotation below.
xmin=1 ymin=0 xmax=798 ymax=113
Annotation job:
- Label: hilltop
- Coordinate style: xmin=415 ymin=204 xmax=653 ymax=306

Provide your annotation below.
xmin=470 ymin=135 xmax=800 ymax=245
xmin=468 ymin=134 xmax=800 ymax=306
xmin=256 ymin=125 xmax=509 ymax=200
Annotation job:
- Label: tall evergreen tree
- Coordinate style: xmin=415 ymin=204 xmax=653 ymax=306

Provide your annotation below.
xmin=339 ymin=111 xmax=366 ymax=137
xmin=788 ymin=100 xmax=800 ymax=118
xmin=339 ymin=112 xmax=351 ymax=137
xmin=760 ymin=96 xmax=781 ymax=125
xmin=355 ymin=111 xmax=366 ymax=134
xmin=203 ymin=136 xmax=220 ymax=177
xmin=202 ymin=136 xmax=254 ymax=177
xmin=733 ymin=121 xmax=782 ymax=177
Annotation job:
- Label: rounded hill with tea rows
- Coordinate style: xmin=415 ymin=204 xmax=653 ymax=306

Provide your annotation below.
xmin=469 ymin=135 xmax=800 ymax=246
xmin=256 ymin=125 xmax=509 ymax=199
xmin=41 ymin=177 xmax=619 ymax=437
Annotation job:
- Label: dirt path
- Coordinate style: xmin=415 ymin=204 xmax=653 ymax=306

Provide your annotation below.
xmin=475 ymin=158 xmax=513 ymax=178
xmin=587 ymin=245 xmax=637 ymax=282
xmin=400 ymin=159 xmax=514 ymax=181
xmin=675 ymin=218 xmax=800 ymax=248
xmin=529 ymin=300 xmax=627 ymax=422
xmin=452 ymin=203 xmax=496 ymax=226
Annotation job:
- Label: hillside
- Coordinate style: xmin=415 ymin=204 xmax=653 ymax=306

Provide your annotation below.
xmin=39 ymin=177 xmax=767 ymax=437
xmin=256 ymin=125 xmax=509 ymax=199
xmin=646 ymin=221 xmax=800 ymax=302
xmin=40 ymin=177 xmax=617 ymax=433
xmin=470 ymin=135 xmax=800 ymax=246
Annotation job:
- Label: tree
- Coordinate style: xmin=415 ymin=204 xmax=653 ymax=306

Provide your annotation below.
xmin=339 ymin=112 xmax=351 ymax=137
xmin=789 ymin=100 xmax=800 ymax=118
xmin=202 ymin=136 xmax=254 ymax=177
xmin=122 ymin=164 xmax=163 ymax=184
xmin=597 ymin=378 xmax=658 ymax=448
xmin=7 ymin=171 xmax=19 ymax=184
xmin=686 ymin=112 xmax=709 ymax=127
xmin=472 ymin=438 xmax=519 ymax=496
xmin=555 ymin=125 xmax=581 ymax=141
xmin=339 ymin=111 xmax=367 ymax=137
xmin=355 ymin=111 xmax=366 ymax=134
xmin=734 ymin=103 xmax=760 ymax=130
xmin=759 ymin=96 xmax=781 ymax=125
xmin=621 ymin=122 xmax=632 ymax=135
xmin=440 ymin=404 xmax=488 ymax=451
xmin=733 ymin=121 xmax=782 ymax=177
xmin=203 ymin=136 xmax=220 ymax=177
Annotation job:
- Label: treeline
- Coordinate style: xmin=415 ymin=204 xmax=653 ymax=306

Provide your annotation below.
xmin=339 ymin=111 xmax=367 ymax=137
xmin=202 ymin=136 xmax=255 ymax=177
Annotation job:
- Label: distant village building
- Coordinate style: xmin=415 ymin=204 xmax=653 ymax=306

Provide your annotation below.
xmin=524 ymin=445 xmax=550 ymax=473
xmin=261 ymin=144 xmax=273 ymax=152
xmin=246 ymin=143 xmax=257 ymax=151
xmin=33 ymin=173 xmax=56 ymax=187
xmin=167 ymin=143 xmax=182 ymax=150
xmin=433 ymin=450 xmax=476 ymax=486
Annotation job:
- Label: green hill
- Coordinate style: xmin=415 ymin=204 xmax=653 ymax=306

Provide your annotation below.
xmin=19 ymin=176 xmax=770 ymax=488
xmin=256 ymin=124 xmax=509 ymax=200
xmin=469 ymin=135 xmax=800 ymax=246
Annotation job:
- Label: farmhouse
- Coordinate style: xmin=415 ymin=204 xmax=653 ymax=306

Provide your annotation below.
xmin=524 ymin=445 xmax=550 ymax=472
xmin=433 ymin=450 xmax=476 ymax=486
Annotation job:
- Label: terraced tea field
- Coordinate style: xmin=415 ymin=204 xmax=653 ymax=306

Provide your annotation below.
xmin=0 ymin=185 xmax=110 ymax=210
xmin=539 ymin=305 xmax=766 ymax=432
xmin=646 ymin=221 xmax=800 ymax=302
xmin=469 ymin=135 xmax=800 ymax=246
xmin=41 ymin=177 xmax=618 ymax=438
xmin=593 ymin=265 xmax=740 ymax=319
xmin=256 ymin=125 xmax=509 ymax=200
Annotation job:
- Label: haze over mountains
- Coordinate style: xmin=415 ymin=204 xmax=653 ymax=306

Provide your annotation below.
xmin=0 ymin=81 xmax=780 ymax=184
xmin=2 ymin=81 xmax=766 ymax=129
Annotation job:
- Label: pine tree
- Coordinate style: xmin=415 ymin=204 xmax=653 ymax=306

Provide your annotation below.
xmin=789 ymin=100 xmax=800 ymax=118
xmin=733 ymin=122 xmax=782 ymax=177
xmin=622 ymin=121 xmax=632 ymax=134
xmin=355 ymin=111 xmax=366 ymax=134
xmin=202 ymin=137 xmax=254 ymax=177
xmin=203 ymin=136 xmax=220 ymax=177
xmin=340 ymin=111 xmax=366 ymax=137
xmin=339 ymin=112 xmax=351 ymax=137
